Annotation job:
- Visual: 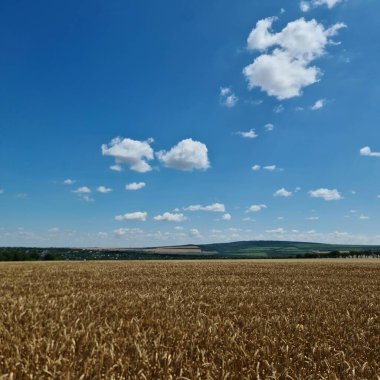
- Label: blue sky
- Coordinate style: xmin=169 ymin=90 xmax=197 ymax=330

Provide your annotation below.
xmin=1 ymin=0 xmax=380 ymax=247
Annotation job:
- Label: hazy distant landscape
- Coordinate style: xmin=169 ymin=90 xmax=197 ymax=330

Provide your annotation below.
xmin=2 ymin=240 xmax=380 ymax=261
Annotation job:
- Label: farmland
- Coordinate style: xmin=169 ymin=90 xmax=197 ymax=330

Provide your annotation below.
xmin=0 ymin=260 xmax=379 ymax=379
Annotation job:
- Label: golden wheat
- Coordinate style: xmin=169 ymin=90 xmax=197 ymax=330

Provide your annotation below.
xmin=0 ymin=260 xmax=379 ymax=379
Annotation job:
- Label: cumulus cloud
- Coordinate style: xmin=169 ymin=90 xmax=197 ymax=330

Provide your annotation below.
xmin=300 ymin=0 xmax=343 ymax=12
xmin=309 ymin=188 xmax=342 ymax=201
xmin=157 ymin=139 xmax=210 ymax=171
xmin=265 ymin=123 xmax=274 ymax=131
xmin=247 ymin=204 xmax=267 ymax=213
xmin=274 ymin=188 xmax=292 ymax=197
xmin=63 ymin=179 xmax=75 ymax=185
xmin=263 ymin=165 xmax=277 ymax=171
xmin=243 ymin=17 xmax=346 ymax=100
xmin=237 ymin=129 xmax=258 ymax=139
xmin=153 ymin=212 xmax=187 ymax=222
xmin=115 ymin=212 xmax=147 ymax=222
xmin=222 ymin=213 xmax=232 ymax=221
xmin=101 ymin=137 xmax=154 ymax=173
xmin=184 ymin=203 xmax=225 ymax=212
xmin=310 ymin=99 xmax=326 ymax=110
xmin=189 ymin=228 xmax=202 ymax=238
xmin=252 ymin=165 xmax=261 ymax=171
xmin=125 ymin=182 xmax=146 ymax=191
xmin=96 ymin=186 xmax=112 ymax=193
xmin=73 ymin=186 xmax=91 ymax=194
xmin=360 ymin=146 xmax=380 ymax=157
xmin=220 ymin=87 xmax=238 ymax=108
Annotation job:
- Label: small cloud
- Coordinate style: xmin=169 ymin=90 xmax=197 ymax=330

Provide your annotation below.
xmin=96 ymin=186 xmax=112 ymax=193
xmin=274 ymin=188 xmax=292 ymax=197
xmin=360 ymin=146 xmax=380 ymax=157
xmin=110 ymin=164 xmax=123 ymax=172
xmin=300 ymin=0 xmax=343 ymax=12
xmin=243 ymin=217 xmax=256 ymax=222
xmin=15 ymin=193 xmax=28 ymax=199
xmin=0 ymin=188 xmax=4 ymax=194
xmin=247 ymin=204 xmax=267 ymax=213
xmin=48 ymin=227 xmax=60 ymax=233
xmin=252 ymin=165 xmax=261 ymax=171
xmin=309 ymin=188 xmax=342 ymax=201
xmin=222 ymin=213 xmax=232 ymax=221
xmin=263 ymin=165 xmax=277 ymax=171
xmin=264 ymin=123 xmax=274 ymax=131
xmin=273 ymin=104 xmax=284 ymax=114
xmin=306 ymin=216 xmax=319 ymax=220
xmin=266 ymin=228 xmax=285 ymax=234
xmin=220 ymin=87 xmax=238 ymax=108
xmin=153 ymin=212 xmax=187 ymax=222
xmin=125 ymin=182 xmax=146 ymax=191
xmin=359 ymin=215 xmax=370 ymax=220
xmin=189 ymin=228 xmax=202 ymax=238
xmin=236 ymin=129 xmax=258 ymax=139
xmin=310 ymin=99 xmax=326 ymax=111
xmin=115 ymin=211 xmax=147 ymax=222
xmin=73 ymin=186 xmax=91 ymax=194
xmin=184 ymin=203 xmax=225 ymax=212
xmin=63 ymin=179 xmax=75 ymax=185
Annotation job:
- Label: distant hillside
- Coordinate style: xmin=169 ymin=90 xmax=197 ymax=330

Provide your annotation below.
xmin=1 ymin=241 xmax=380 ymax=260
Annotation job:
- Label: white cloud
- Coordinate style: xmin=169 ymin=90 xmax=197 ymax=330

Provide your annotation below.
xmin=220 ymin=87 xmax=238 ymax=108
xmin=189 ymin=228 xmax=202 ymax=238
xmin=310 ymin=99 xmax=326 ymax=110
xmin=175 ymin=226 xmax=184 ymax=231
xmin=360 ymin=146 xmax=380 ymax=157
xmin=125 ymin=182 xmax=146 ymax=191
xmin=300 ymin=0 xmax=343 ymax=12
xmin=157 ymin=139 xmax=210 ymax=171
xmin=359 ymin=215 xmax=370 ymax=220
xmin=244 ymin=18 xmax=346 ymax=100
xmin=115 ymin=212 xmax=147 ymax=222
xmin=81 ymin=195 xmax=94 ymax=203
xmin=63 ymin=179 xmax=75 ymax=185
xmin=265 ymin=123 xmax=274 ymax=131
xmin=266 ymin=228 xmax=286 ymax=234
xmin=114 ymin=228 xmax=144 ymax=236
xmin=252 ymin=165 xmax=261 ymax=171
xmin=96 ymin=186 xmax=112 ymax=193
xmin=309 ymin=188 xmax=342 ymax=201
xmin=263 ymin=165 xmax=277 ymax=171
xmin=73 ymin=186 xmax=91 ymax=194
xmin=48 ymin=227 xmax=60 ymax=233
xmin=154 ymin=212 xmax=187 ymax=222
xmin=184 ymin=203 xmax=225 ymax=213
xmin=274 ymin=188 xmax=292 ymax=197
xmin=101 ymin=137 xmax=154 ymax=173
xmin=247 ymin=204 xmax=267 ymax=213
xmin=222 ymin=213 xmax=232 ymax=221
xmin=237 ymin=129 xmax=258 ymax=139
xmin=306 ymin=216 xmax=319 ymax=220
xmin=110 ymin=164 xmax=123 ymax=172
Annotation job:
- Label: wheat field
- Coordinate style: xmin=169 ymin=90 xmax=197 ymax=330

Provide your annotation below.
xmin=0 ymin=260 xmax=379 ymax=379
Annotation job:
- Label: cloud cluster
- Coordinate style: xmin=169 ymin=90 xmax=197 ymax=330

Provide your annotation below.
xmin=243 ymin=17 xmax=346 ymax=99
xmin=309 ymin=188 xmax=342 ymax=201
xmin=103 ymin=137 xmax=211 ymax=173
